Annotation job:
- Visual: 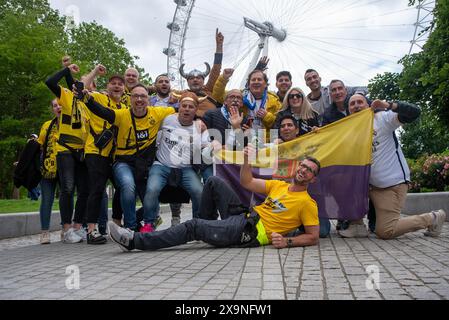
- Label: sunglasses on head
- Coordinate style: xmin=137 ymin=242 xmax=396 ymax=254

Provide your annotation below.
xmin=288 ymin=93 xmax=303 ymax=99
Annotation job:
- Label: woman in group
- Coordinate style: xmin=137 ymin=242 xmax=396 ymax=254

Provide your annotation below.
xmin=36 ymin=99 xmax=61 ymax=244
xmin=273 ymin=87 xmax=319 ymax=136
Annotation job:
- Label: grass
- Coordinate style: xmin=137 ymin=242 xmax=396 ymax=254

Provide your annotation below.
xmin=0 ymin=199 xmax=115 ymax=214
xmin=0 ymin=199 xmax=58 ymax=214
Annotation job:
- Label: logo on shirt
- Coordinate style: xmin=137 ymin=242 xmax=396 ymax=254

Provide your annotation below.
xmin=136 ymin=129 xmax=149 ymax=141
xmin=262 ymin=196 xmax=287 ymax=213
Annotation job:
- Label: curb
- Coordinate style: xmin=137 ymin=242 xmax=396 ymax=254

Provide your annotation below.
xmin=0 ymin=205 xmax=172 ymax=240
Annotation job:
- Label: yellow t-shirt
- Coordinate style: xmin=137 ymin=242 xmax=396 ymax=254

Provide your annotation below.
xmin=37 ymin=119 xmax=59 ymax=179
xmin=114 ymin=106 xmax=175 ymax=157
xmin=84 ymin=92 xmax=126 ymax=157
xmin=120 ymin=87 xmax=132 ymax=109
xmin=254 ymin=180 xmax=319 ymax=240
xmin=56 ymin=86 xmax=88 ymax=153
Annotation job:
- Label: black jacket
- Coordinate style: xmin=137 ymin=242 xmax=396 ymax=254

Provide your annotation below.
xmin=13 ymin=140 xmax=42 ymax=191
xmin=322 ymin=100 xmax=350 ymax=126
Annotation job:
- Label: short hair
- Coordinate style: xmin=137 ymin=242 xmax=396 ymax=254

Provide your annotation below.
xmin=246 ymin=69 xmax=269 ymax=87
xmin=278 ymin=114 xmax=299 ymax=128
xmin=155 ymin=73 xmax=170 ymax=83
xmin=304 ymin=69 xmax=318 ymax=76
xmin=329 ymin=79 xmax=345 ymax=88
xmin=130 ymin=83 xmax=148 ymax=93
xmin=302 ymin=156 xmax=321 ymax=176
xmin=276 ymin=71 xmax=292 ymax=81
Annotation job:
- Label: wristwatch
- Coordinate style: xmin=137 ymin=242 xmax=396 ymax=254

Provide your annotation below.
xmin=386 ymin=102 xmax=394 ymax=111
xmin=286 ymin=238 xmax=293 ymax=248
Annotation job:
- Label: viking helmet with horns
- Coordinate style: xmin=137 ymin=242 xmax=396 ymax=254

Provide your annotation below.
xmin=180 ymin=62 xmax=211 ymax=80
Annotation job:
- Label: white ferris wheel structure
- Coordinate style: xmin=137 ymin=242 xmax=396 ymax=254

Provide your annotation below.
xmin=163 ymin=0 xmax=435 ymax=90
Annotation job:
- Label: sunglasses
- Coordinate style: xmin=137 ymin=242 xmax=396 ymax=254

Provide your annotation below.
xmin=288 ymin=93 xmax=303 ymax=100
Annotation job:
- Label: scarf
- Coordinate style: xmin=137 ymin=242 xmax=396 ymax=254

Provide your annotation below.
xmin=243 ymin=89 xmax=268 ymax=111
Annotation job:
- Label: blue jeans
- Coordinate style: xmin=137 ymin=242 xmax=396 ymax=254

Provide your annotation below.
xmin=144 ymin=164 xmax=203 ymax=221
xmin=98 ymin=192 xmax=109 ymax=228
xmin=113 ymin=161 xmax=147 ymax=230
xmin=289 ymin=218 xmax=331 ymax=238
xmin=39 ymin=178 xmax=58 ymax=230
xmin=200 ymin=165 xmax=213 ymax=183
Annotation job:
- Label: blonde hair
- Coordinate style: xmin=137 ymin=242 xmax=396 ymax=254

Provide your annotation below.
xmin=281 ymin=87 xmax=317 ymax=120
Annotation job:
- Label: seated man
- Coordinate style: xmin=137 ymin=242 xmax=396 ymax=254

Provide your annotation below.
xmin=143 ymin=92 xmax=212 ymax=230
xmin=108 ymin=150 xmax=321 ymax=251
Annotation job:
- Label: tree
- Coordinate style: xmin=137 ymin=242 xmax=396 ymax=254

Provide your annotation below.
xmin=0 ymin=0 xmax=67 ymax=198
xmin=65 ymin=21 xmax=152 ymax=88
xmin=367 ymin=0 xmax=449 ymax=159
xmin=0 ymin=0 xmax=152 ymax=198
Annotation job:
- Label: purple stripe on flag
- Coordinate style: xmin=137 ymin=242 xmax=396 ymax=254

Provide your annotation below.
xmin=216 ymin=164 xmax=370 ymax=220
xmin=308 ymin=165 xmax=370 ymax=220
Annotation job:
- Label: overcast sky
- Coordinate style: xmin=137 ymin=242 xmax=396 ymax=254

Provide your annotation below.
xmin=48 ymin=0 xmax=430 ymax=91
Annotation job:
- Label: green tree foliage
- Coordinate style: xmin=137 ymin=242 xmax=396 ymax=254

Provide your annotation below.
xmin=368 ymin=0 xmax=449 ymax=159
xmin=0 ymin=0 xmax=150 ymax=198
xmin=65 ymin=21 xmax=151 ymax=88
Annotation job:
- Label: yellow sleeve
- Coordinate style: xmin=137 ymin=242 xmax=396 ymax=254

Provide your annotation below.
xmin=211 ymin=75 xmax=228 ymax=105
xmin=57 ymin=86 xmax=73 ymax=111
xmin=262 ymin=95 xmax=282 ymax=129
xmin=37 ymin=121 xmax=51 ymax=146
xmin=301 ymin=200 xmax=319 ymax=227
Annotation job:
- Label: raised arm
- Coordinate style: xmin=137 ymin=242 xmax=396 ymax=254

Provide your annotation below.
xmin=204 ymin=29 xmax=224 ymax=93
xmin=371 ymin=99 xmax=421 ymax=124
xmin=240 ymin=145 xmax=267 ymax=194
xmin=45 ymin=64 xmax=80 ymax=98
xmin=82 ymin=64 xmax=107 ymax=89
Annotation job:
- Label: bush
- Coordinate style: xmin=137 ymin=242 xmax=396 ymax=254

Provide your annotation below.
xmin=408 ymin=151 xmax=449 ymax=193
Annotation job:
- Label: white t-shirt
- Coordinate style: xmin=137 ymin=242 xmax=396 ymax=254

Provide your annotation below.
xmin=155 ymin=114 xmax=210 ymax=168
xmin=370 ymin=111 xmax=410 ymax=188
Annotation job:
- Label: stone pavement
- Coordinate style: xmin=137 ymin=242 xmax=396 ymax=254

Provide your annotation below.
xmin=0 ymin=207 xmax=449 ymax=301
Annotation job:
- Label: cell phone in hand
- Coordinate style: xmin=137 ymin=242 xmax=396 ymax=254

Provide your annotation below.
xmin=74 ymin=81 xmax=84 ymax=100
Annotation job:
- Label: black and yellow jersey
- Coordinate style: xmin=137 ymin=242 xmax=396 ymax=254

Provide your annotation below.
xmin=113 ymin=107 xmax=175 ymax=157
xmin=56 ymin=86 xmax=88 ymax=153
xmin=84 ymin=92 xmax=126 ymax=157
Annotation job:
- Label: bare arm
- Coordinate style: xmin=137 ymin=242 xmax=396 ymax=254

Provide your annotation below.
xmin=240 ymin=145 xmax=267 ymax=194
xmin=271 ymin=226 xmax=319 ymax=248
xmin=82 ymin=64 xmax=106 ymax=89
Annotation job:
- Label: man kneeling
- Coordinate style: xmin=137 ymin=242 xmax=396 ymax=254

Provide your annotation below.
xmin=108 ymin=148 xmax=321 ymax=251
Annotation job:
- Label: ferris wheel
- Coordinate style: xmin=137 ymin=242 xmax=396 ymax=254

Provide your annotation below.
xmin=163 ymin=0 xmax=435 ymax=91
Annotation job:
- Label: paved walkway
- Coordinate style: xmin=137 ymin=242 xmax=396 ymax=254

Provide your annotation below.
xmin=0 ymin=208 xmax=448 ymax=300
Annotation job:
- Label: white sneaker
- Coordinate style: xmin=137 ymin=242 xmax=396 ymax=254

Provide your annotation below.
xmin=73 ymin=227 xmax=87 ymax=241
xmin=63 ymin=228 xmax=83 ymax=244
xmin=424 ymin=210 xmax=446 ymax=237
xmin=40 ymin=231 xmax=50 ymax=244
xmin=338 ymin=223 xmax=368 ymax=238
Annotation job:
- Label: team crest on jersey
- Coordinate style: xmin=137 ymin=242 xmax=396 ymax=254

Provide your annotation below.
xmin=149 ymin=117 xmax=156 ymax=125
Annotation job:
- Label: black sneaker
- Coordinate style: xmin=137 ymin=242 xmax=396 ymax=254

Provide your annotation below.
xmin=108 ymin=221 xmax=135 ymax=251
xmin=87 ymin=230 xmax=107 ymax=245
xmin=98 ymin=224 xmax=108 ymax=236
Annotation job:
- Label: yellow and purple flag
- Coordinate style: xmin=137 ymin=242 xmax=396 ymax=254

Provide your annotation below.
xmin=215 ymin=109 xmax=374 ymax=220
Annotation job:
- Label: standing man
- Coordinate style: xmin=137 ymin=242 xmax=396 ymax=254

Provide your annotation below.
xmin=339 ymin=94 xmax=446 ymax=239
xmin=149 ymin=73 xmax=181 ymax=226
xmin=275 ymin=71 xmax=293 ymax=103
xmin=45 ymin=64 xmax=89 ymax=243
xmin=121 ymin=67 xmax=140 ymax=108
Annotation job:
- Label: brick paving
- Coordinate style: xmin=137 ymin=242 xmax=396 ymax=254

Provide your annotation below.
xmin=0 ymin=209 xmax=448 ymax=300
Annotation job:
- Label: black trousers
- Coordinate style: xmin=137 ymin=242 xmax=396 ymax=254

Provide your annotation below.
xmin=134 ymin=177 xmax=251 ymax=250
xmin=85 ymin=154 xmax=111 ymax=224
xmin=57 ymin=152 xmax=89 ymax=225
